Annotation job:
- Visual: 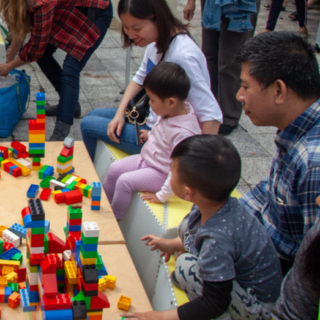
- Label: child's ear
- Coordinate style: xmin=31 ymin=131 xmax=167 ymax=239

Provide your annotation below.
xmin=184 ymin=186 xmax=195 ymax=201
xmin=168 ymin=97 xmax=177 ymax=109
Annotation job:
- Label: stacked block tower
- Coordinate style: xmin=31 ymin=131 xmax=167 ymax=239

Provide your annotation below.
xmin=29 ymin=92 xmax=46 ymax=170
xmin=91 ymin=182 xmax=102 ymax=211
xmin=57 ymin=137 xmax=75 ymax=176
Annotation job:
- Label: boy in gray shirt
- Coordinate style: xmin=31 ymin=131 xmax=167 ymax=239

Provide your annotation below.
xmin=121 ymin=135 xmax=282 ymax=320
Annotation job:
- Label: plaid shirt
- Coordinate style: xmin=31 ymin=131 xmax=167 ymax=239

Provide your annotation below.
xmin=240 ymin=98 xmax=320 ymax=261
xmin=20 ymin=0 xmax=109 ymax=62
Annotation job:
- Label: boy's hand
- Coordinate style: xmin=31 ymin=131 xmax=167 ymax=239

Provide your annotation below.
xmin=120 ymin=311 xmax=161 ymax=320
xmin=141 ymin=192 xmax=162 ymax=204
xmin=140 ymin=130 xmax=149 ymax=143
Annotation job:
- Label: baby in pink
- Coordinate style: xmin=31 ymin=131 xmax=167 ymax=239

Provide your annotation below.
xmin=103 ymin=63 xmax=202 ymax=219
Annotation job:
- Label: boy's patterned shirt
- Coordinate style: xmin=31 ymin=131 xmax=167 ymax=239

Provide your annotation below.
xmin=240 ymin=98 xmax=320 ymax=261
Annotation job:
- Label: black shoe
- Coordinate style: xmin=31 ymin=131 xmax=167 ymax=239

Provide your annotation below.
xmin=46 ymin=103 xmax=81 ymax=118
xmin=218 ymin=124 xmax=238 ymax=135
xmin=49 ymin=120 xmax=71 ymax=141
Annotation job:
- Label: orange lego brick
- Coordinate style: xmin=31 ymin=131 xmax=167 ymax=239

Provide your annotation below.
xmin=91 ymin=201 xmax=101 ymax=206
xmin=118 ymin=295 xmax=132 ymax=311
xmin=0 ymin=287 xmax=4 ymax=303
xmin=8 ymin=292 xmax=20 ymax=308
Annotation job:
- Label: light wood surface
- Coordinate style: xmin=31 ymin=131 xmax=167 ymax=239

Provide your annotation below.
xmin=0 ymin=141 xmax=125 ymax=244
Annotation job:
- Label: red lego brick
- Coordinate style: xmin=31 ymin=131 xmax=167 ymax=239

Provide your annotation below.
xmin=42 ymin=273 xmax=58 ymax=296
xmin=0 ymin=146 xmax=8 ymax=159
xmin=67 ymin=217 xmax=82 ymax=226
xmin=40 ymin=188 xmax=52 ymax=201
xmin=30 ymin=234 xmax=44 ymax=247
xmin=3 ymin=161 xmax=14 ymax=173
xmin=11 ymin=141 xmax=27 ymax=153
xmin=60 ymin=146 xmax=74 ymax=158
xmin=65 ymin=190 xmax=83 ymax=205
xmin=29 ymin=253 xmax=45 ymax=266
xmin=42 ymin=293 xmax=72 ymax=311
xmin=80 ymin=277 xmax=99 ymax=291
xmin=12 ymin=167 xmax=22 ymax=178
xmin=0 ymin=287 xmax=4 ymax=303
xmin=20 ymin=151 xmax=29 ymax=158
xmin=17 ymin=268 xmax=26 ymax=283
xmin=90 ymin=292 xmax=110 ymax=309
xmin=32 ymin=162 xmax=41 ymax=166
xmin=47 ymin=233 xmax=66 ymax=254
xmin=21 ymin=206 xmax=31 ymax=218
xmin=28 ymin=121 xmax=45 ymax=130
xmin=41 ymin=255 xmax=57 ymax=274
xmin=3 ymin=242 xmax=14 ymax=252
xmin=79 ymin=178 xmax=87 ymax=184
xmin=54 ymin=192 xmax=66 ymax=204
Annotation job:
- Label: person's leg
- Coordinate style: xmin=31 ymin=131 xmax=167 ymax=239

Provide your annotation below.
xmin=217 ymin=17 xmax=255 ymax=130
xmin=265 ymin=0 xmax=285 ymax=30
xmin=80 ymin=108 xmax=149 ymax=161
xmin=36 ymin=44 xmax=61 ymax=93
xmin=109 ymin=164 xmax=167 ymax=219
xmin=103 ymin=154 xmax=143 ymax=204
xmin=57 ymin=3 xmax=113 ymax=125
xmin=201 ymin=0 xmax=220 ymax=98
xmin=295 ymin=0 xmax=308 ymax=31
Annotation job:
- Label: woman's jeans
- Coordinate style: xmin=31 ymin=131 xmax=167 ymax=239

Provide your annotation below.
xmin=80 ymin=108 xmax=150 ymax=161
xmin=36 ymin=3 xmax=113 ymax=125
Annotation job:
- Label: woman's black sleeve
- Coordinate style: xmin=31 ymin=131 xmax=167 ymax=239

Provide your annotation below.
xmin=177 ymin=279 xmax=233 ymax=320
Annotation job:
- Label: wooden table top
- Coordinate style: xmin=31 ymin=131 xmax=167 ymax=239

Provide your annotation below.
xmin=0 ymin=141 xmax=125 ymax=244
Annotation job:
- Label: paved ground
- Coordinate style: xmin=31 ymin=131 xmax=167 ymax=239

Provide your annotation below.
xmin=2 ymin=0 xmax=320 ymax=194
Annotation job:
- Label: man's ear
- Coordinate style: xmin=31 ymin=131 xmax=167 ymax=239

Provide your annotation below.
xmin=184 ymin=186 xmax=195 ymax=201
xmin=274 ymin=79 xmax=287 ymax=105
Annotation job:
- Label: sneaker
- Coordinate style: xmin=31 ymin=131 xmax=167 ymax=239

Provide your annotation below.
xmin=49 ymin=120 xmax=71 ymax=141
xmin=218 ymin=124 xmax=238 ymax=135
xmin=46 ymin=102 xmax=81 ymax=118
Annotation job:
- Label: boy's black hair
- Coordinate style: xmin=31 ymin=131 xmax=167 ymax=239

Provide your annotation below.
xmin=234 ymin=31 xmax=320 ymax=100
xmin=171 ymin=135 xmax=241 ymax=202
xmin=143 ymin=62 xmax=190 ymax=101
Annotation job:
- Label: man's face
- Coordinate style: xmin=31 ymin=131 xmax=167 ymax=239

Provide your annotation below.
xmin=236 ymin=62 xmax=280 ymax=128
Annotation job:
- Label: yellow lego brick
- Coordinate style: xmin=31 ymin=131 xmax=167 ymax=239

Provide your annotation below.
xmin=8 ymin=150 xmax=12 ymax=157
xmin=64 ymin=261 xmax=77 ymax=284
xmin=0 ymin=225 xmax=8 ymax=237
xmin=78 ymin=184 xmax=86 ymax=195
xmin=2 ymin=266 xmax=14 ymax=275
xmin=0 ymin=159 xmax=9 ymax=170
xmin=88 ymin=188 xmax=92 ymax=198
xmin=87 ymin=311 xmax=103 ymax=316
xmin=0 ymin=276 xmax=7 ymax=287
xmin=79 ymin=251 xmax=96 ymax=265
xmin=29 ymin=134 xmax=45 ymax=143
xmin=105 ymin=275 xmax=116 ymax=289
xmin=57 ymin=166 xmax=73 ymax=175
xmin=7 ymin=157 xmax=31 ymax=176
xmin=118 ymin=295 xmax=132 ymax=311
xmin=98 ymin=278 xmax=107 ymax=292
xmin=52 ymin=190 xmax=62 ymax=201
xmin=0 ymin=260 xmax=20 ymax=270
xmin=32 ymin=164 xmax=43 ymax=171
xmin=6 ymin=271 xmax=17 ymax=283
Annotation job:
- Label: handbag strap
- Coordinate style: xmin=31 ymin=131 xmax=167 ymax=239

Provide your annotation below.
xmin=15 ymin=70 xmax=30 ymax=114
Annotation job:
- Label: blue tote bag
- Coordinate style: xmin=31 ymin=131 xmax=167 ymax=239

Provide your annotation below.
xmin=0 ymin=69 xmax=30 ymax=138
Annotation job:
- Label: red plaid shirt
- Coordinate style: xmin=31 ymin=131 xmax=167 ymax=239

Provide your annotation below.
xmin=20 ymin=0 xmax=110 ymax=62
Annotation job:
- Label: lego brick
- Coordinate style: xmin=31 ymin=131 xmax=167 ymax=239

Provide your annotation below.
xmin=40 ymin=176 xmax=56 ymax=189
xmin=28 ymin=198 xmax=45 ymax=221
xmin=47 ymin=232 xmax=66 ymax=253
xmin=9 ymin=223 xmax=26 ymax=238
xmin=63 ymin=136 xmax=74 ymax=148
xmin=105 ymin=275 xmax=116 ymax=289
xmin=0 ymin=225 xmax=8 ymax=237
xmin=90 ymin=292 xmax=110 ymax=310
xmin=20 ymin=288 xmax=36 ymax=312
xmin=3 ymin=242 xmax=14 ymax=252
xmin=42 ymin=293 xmax=72 ymax=311
xmin=117 ymin=295 xmax=132 ymax=311
xmin=60 ymin=146 xmax=74 ymax=158
xmin=39 ymin=188 xmax=52 ymax=201
xmin=82 ymin=265 xmax=98 ymax=284
xmin=41 ymin=255 xmax=57 ymax=274
xmin=50 ymin=179 xmax=66 ymax=190
xmin=82 ymin=222 xmax=99 ymax=238
xmin=17 ymin=268 xmax=26 ymax=282
xmin=12 ymin=252 xmax=23 ymax=264
xmin=72 ymin=300 xmax=87 ymax=320
xmin=2 ymin=230 xmax=21 ymax=248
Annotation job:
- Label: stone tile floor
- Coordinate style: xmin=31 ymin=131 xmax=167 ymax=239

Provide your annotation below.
xmin=2 ymin=0 xmax=320 ymax=194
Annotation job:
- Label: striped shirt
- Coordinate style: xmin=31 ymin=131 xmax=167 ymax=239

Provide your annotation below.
xmin=240 ymin=98 xmax=320 ymax=261
xmin=20 ymin=0 xmax=109 ymax=63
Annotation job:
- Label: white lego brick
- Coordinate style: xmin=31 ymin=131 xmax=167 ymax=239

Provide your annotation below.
xmin=16 ymin=158 xmax=32 ymax=169
xmin=49 ymin=179 xmax=66 ymax=190
xmin=63 ymin=250 xmax=71 ymax=261
xmin=28 ymin=271 xmax=39 ymax=285
xmin=82 ymin=221 xmax=100 ymax=238
xmin=29 ymin=246 xmax=44 ymax=254
xmin=2 ymin=229 xmax=21 ymax=248
xmin=63 ymin=136 xmax=74 ymax=148
xmin=57 ymin=161 xmax=73 ymax=170
xmin=65 ymin=176 xmax=77 ymax=186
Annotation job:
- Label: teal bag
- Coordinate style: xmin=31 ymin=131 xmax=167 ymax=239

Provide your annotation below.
xmin=0 ymin=69 xmax=30 ymax=138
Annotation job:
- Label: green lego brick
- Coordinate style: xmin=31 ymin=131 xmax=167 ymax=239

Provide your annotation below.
xmin=32 ymin=157 xmax=41 ymax=162
xmin=83 ymin=185 xmax=91 ymax=198
xmin=66 ymin=181 xmax=77 ymax=191
xmin=61 ymin=174 xmax=72 ymax=183
xmin=68 ymin=206 xmax=82 ymax=219
xmin=0 ymin=240 xmax=3 ymax=255
xmin=72 ymin=290 xmax=91 ymax=310
xmin=96 ymin=254 xmax=103 ymax=270
xmin=36 ymin=109 xmax=46 ymax=115
xmin=31 ymin=227 xmax=45 ymax=235
xmin=81 ymin=232 xmax=98 ymax=245
xmin=12 ymin=252 xmax=23 ymax=264
xmin=63 ymin=226 xmax=68 ymax=238
xmin=8 ymin=283 xmax=19 ymax=292
xmin=40 ymin=176 xmax=55 ymax=189
xmin=29 ymin=149 xmax=45 ymax=155
xmin=38 ymin=166 xmax=48 ymax=180
xmin=80 ymin=246 xmax=97 ymax=259
xmin=0 ymin=157 xmax=3 ymax=164
xmin=36 ymin=100 xmax=45 ymax=106
xmin=44 ymin=234 xmax=48 ymax=253
xmin=8 ymin=147 xmax=12 ymax=152
xmin=56 ymin=269 xmax=65 ymax=276
xmin=57 ymin=155 xmax=73 ymax=164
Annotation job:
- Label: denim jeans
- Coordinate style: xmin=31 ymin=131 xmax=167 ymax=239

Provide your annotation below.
xmin=80 ymin=108 xmax=150 ymax=161
xmin=37 ymin=3 xmax=113 ymax=124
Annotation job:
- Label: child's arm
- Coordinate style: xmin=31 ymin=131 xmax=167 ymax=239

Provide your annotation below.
xmin=140 ymin=130 xmax=150 ymax=143
xmin=121 ymin=308 xmax=179 ymax=320
xmin=141 ymin=235 xmax=184 ymax=262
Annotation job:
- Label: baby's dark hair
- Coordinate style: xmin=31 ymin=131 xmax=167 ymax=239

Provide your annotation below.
xmin=143 ymin=62 xmax=190 ymax=101
xmin=171 ymin=135 xmax=241 ymax=202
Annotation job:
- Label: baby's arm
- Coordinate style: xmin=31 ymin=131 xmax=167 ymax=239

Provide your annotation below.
xmin=141 ymin=235 xmax=184 ymax=262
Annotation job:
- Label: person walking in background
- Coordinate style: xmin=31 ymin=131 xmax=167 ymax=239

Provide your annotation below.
xmin=183 ymin=0 xmax=259 ymax=135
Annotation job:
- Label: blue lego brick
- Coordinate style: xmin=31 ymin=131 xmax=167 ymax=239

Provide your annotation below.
xmin=56 ymin=275 xmax=65 ymax=281
xmin=0 ymin=247 xmax=21 ymax=260
xmin=28 ymin=290 xmax=40 ymax=303
xmin=4 ymin=287 xmax=12 ymax=302
xmin=59 ymin=167 xmax=74 ymax=176
xmin=13 ymin=149 xmax=18 ymax=155
xmin=26 ymin=220 xmax=46 ymax=228
xmin=23 ymin=214 xmax=32 ymax=227
xmin=28 ymin=143 xmax=45 ymax=150
xmin=36 ymin=92 xmax=45 ymax=101
xmin=61 ymin=188 xmax=70 ymax=193
xmin=9 ymin=165 xmax=19 ymax=175
xmin=45 ymin=220 xmax=50 ymax=233
xmin=98 ymin=260 xmax=108 ymax=277
xmin=44 ymin=310 xmax=59 ymax=320
xmin=91 ymin=196 xmax=101 ymax=201
xmin=27 ymin=184 xmax=39 ymax=198
xmin=43 ymin=166 xmax=54 ymax=179
xmin=91 ymin=182 xmax=102 ymax=197
xmin=80 ymin=241 xmax=98 ymax=252
xmin=68 ymin=224 xmax=81 ymax=232
xmin=10 ymin=223 xmax=27 ymax=238
xmin=58 ymin=309 xmax=73 ymax=320
xmin=20 ymin=289 xmax=36 ymax=312
xmin=91 ymin=206 xmax=100 ymax=211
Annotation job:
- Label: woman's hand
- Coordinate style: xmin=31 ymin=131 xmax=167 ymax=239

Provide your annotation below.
xmin=183 ymin=0 xmax=196 ymax=21
xmin=0 ymin=63 xmax=11 ymax=76
xmin=107 ymin=114 xmax=125 ymax=143
xmin=141 ymin=192 xmax=162 ymax=204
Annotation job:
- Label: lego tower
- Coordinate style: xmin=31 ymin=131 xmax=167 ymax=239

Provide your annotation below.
xmin=29 ymin=92 xmax=46 ymax=170
xmin=57 ymin=137 xmax=75 ymax=176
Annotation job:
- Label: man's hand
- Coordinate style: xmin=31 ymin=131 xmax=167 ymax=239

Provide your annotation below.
xmin=183 ymin=0 xmax=196 ymax=21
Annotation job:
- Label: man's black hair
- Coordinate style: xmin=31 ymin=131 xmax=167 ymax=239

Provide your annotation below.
xmin=234 ymin=31 xmax=320 ymax=100
xmin=171 ymin=135 xmax=241 ymax=202
xmin=143 ymin=62 xmax=190 ymax=101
